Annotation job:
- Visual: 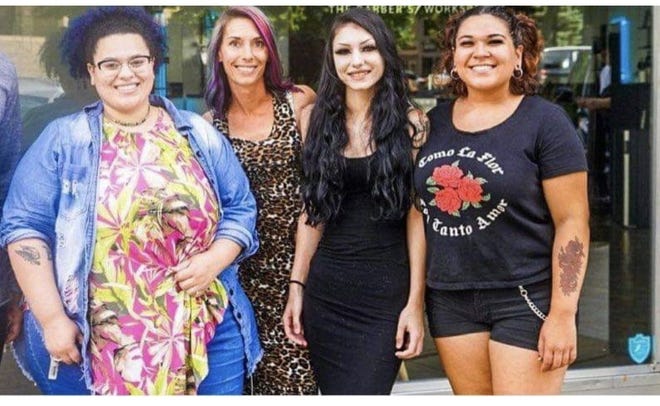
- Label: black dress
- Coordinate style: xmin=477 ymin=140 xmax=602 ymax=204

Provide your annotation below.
xmin=303 ymin=156 xmax=410 ymax=395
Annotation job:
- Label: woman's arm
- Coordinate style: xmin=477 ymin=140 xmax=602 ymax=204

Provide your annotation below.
xmin=298 ymin=103 xmax=314 ymax=145
xmin=395 ymin=108 xmax=429 ymax=359
xmin=174 ymin=118 xmax=259 ymax=292
xmin=282 ymin=95 xmax=319 ymax=346
xmin=538 ymin=171 xmax=590 ymax=371
xmin=395 ymin=206 xmax=426 ymax=359
xmin=292 ymin=84 xmax=316 ymax=132
xmin=171 ymin=238 xmax=242 ymax=296
xmin=407 ymin=106 xmax=429 ymax=154
xmin=282 ymin=212 xmax=323 ymax=347
xmin=8 ymin=238 xmax=82 ymax=364
xmin=205 ymin=118 xmax=259 ymax=262
xmin=1 ymin=123 xmax=83 ymax=365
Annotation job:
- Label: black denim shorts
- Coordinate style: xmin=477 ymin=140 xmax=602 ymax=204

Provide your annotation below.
xmin=425 ymin=279 xmax=551 ymax=351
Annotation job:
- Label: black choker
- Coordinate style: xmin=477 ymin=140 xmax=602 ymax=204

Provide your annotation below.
xmin=105 ymin=105 xmax=151 ymax=127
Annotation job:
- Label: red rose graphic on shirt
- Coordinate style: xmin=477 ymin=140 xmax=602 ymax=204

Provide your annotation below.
xmin=426 ymin=160 xmax=490 ymax=217
xmin=434 ymin=187 xmax=462 ymax=214
xmin=432 ymin=165 xmax=463 ymax=188
xmin=457 ymin=176 xmax=483 ymax=204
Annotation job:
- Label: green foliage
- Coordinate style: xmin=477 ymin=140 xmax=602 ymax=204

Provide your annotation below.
xmin=378 ymin=11 xmax=418 ymax=50
xmin=532 ymin=6 xmax=585 ymax=47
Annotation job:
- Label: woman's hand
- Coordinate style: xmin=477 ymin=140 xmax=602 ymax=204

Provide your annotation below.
xmin=171 ymin=239 xmax=243 ymax=296
xmin=171 ymin=252 xmax=218 ymax=296
xmin=394 ymin=302 xmax=424 ymax=359
xmin=42 ymin=313 xmax=83 ymax=365
xmin=538 ymin=310 xmax=577 ymax=372
xmin=282 ymin=284 xmax=307 ymax=347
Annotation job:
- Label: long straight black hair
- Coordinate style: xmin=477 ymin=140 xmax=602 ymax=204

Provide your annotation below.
xmin=302 ymin=7 xmax=414 ymax=226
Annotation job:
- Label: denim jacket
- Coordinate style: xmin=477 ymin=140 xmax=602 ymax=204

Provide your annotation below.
xmin=0 ymin=95 xmax=262 ymax=389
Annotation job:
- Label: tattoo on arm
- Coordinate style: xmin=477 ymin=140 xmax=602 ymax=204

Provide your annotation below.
xmin=42 ymin=244 xmax=53 ymax=261
xmin=408 ymin=108 xmax=429 ymax=149
xmin=558 ymin=236 xmax=585 ymax=296
xmin=15 ymin=245 xmax=42 ymax=266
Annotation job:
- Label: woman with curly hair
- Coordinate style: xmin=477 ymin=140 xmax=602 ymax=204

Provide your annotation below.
xmin=414 ymin=6 xmax=589 ymax=394
xmin=203 ymin=6 xmax=317 ymax=394
xmin=282 ymin=7 xmax=428 ymax=395
xmin=0 ymin=6 xmax=260 ymax=395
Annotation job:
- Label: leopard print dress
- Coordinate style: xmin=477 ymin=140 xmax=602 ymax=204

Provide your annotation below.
xmin=213 ymin=93 xmax=318 ymax=395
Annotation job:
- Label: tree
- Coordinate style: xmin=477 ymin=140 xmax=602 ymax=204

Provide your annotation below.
xmin=532 ymin=6 xmax=584 ymax=47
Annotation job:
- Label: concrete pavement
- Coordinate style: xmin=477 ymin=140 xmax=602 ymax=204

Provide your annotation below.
xmin=2 ymin=346 xmax=659 ymax=395
xmin=0 ymin=348 xmax=39 ymax=395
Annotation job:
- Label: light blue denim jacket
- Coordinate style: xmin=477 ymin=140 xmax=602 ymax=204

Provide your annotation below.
xmin=0 ymin=95 xmax=262 ymax=389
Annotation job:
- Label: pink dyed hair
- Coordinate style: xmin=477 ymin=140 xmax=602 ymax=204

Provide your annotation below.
xmin=204 ymin=6 xmax=296 ymax=119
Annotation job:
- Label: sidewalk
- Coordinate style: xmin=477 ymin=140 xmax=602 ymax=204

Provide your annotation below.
xmin=2 ymin=347 xmax=659 ymax=395
xmin=0 ymin=349 xmax=39 ymax=395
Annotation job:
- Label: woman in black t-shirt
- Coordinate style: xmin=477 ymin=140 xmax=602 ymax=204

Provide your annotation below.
xmin=414 ymin=6 xmax=589 ymax=394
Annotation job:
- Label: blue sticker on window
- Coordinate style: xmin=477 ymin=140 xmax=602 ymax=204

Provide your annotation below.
xmin=627 ymin=333 xmax=652 ymax=364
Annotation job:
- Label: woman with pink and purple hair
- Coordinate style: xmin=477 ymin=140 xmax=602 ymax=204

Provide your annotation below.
xmin=203 ymin=6 xmax=317 ymax=395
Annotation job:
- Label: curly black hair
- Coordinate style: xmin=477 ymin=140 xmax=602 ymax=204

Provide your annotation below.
xmin=302 ymin=7 xmax=414 ymax=226
xmin=60 ymin=6 xmax=167 ymax=79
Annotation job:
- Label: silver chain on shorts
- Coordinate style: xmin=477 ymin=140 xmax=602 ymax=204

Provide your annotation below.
xmin=518 ymin=285 xmax=547 ymax=321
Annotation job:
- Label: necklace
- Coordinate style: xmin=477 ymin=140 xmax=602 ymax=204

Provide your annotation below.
xmin=104 ymin=105 xmax=151 ymax=127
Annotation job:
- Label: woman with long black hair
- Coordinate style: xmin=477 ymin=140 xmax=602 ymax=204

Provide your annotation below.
xmin=282 ymin=7 xmax=428 ymax=395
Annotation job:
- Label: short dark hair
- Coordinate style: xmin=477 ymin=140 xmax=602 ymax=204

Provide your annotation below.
xmin=439 ymin=6 xmax=543 ymax=97
xmin=60 ymin=6 xmax=167 ymax=79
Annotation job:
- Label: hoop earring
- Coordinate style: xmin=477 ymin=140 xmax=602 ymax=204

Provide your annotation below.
xmin=513 ymin=65 xmax=524 ymax=79
xmin=450 ymin=68 xmax=460 ymax=80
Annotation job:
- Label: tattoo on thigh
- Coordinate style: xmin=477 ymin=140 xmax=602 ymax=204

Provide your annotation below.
xmin=558 ymin=237 xmax=585 ymax=296
xmin=15 ymin=245 xmax=41 ymax=266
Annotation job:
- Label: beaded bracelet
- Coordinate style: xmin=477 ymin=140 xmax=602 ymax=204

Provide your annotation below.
xmin=289 ymin=279 xmax=306 ymax=289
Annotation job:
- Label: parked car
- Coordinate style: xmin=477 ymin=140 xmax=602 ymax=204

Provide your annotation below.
xmin=539 ymin=45 xmax=592 ymax=86
xmin=539 ymin=46 xmax=596 ymax=112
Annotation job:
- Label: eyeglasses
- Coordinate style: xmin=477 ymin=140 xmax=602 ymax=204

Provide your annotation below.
xmin=91 ymin=55 xmax=154 ymax=76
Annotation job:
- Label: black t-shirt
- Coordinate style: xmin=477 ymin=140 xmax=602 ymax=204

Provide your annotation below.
xmin=414 ymin=95 xmax=587 ymax=290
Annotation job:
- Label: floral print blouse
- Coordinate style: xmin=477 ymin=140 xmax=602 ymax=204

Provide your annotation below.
xmin=89 ymin=108 xmax=227 ymax=395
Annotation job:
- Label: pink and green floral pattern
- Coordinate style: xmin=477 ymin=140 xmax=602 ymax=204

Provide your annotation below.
xmin=89 ymin=109 xmax=227 ymax=395
xmin=426 ymin=160 xmax=490 ymax=216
